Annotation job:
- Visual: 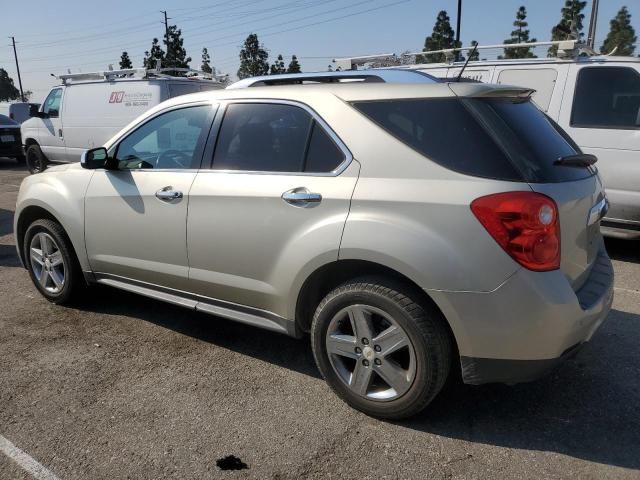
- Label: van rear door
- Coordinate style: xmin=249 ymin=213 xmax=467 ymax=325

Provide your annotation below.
xmin=557 ymin=63 xmax=640 ymax=234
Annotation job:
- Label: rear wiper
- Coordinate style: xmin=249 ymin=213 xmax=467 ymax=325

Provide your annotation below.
xmin=554 ymin=154 xmax=597 ymax=167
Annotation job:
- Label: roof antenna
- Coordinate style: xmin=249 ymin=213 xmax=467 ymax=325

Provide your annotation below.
xmin=455 ymin=43 xmax=478 ymax=82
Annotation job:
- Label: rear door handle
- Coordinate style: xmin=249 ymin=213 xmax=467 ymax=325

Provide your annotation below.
xmin=155 ymin=186 xmax=183 ymax=201
xmin=282 ymin=187 xmax=322 ymax=208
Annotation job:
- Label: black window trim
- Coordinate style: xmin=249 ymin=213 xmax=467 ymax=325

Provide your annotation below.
xmin=106 ymin=101 xmax=218 ymax=171
xmin=204 ymin=99 xmax=352 ymax=176
xmin=570 ymin=66 xmax=640 ymax=131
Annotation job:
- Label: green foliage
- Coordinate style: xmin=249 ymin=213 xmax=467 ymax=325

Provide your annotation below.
xmin=270 ymin=54 xmax=286 ymax=75
xmin=503 ymin=6 xmax=537 ymax=59
xmin=201 ymin=48 xmax=214 ymax=74
xmin=238 ymin=34 xmax=270 ymax=79
xmin=119 ymin=51 xmax=133 ymax=69
xmin=467 ymin=40 xmax=480 ymax=61
xmin=287 ymin=55 xmax=301 ymax=73
xmin=601 ymin=6 xmax=636 ymax=56
xmin=143 ymin=38 xmax=165 ymax=69
xmin=548 ymin=0 xmax=587 ymax=56
xmin=164 ymin=25 xmax=191 ymax=72
xmin=0 ymin=68 xmax=20 ymax=101
xmin=417 ymin=10 xmax=460 ymax=63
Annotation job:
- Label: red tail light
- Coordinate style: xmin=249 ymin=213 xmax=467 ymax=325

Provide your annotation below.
xmin=471 ymin=192 xmax=560 ymax=271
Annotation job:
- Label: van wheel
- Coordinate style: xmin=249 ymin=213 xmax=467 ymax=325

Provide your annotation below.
xmin=311 ymin=276 xmax=452 ymax=419
xmin=23 ymin=219 xmax=84 ymax=304
xmin=26 ymin=144 xmax=47 ymax=174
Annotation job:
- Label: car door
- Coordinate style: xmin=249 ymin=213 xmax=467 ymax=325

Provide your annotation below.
xmin=39 ymin=87 xmax=66 ymax=161
xmin=84 ymin=102 xmax=216 ymax=290
xmin=187 ymin=100 xmax=359 ymax=317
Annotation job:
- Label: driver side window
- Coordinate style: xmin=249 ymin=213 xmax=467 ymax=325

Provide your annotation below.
xmin=114 ymin=105 xmax=213 ymax=170
xmin=43 ymin=88 xmax=63 ymax=117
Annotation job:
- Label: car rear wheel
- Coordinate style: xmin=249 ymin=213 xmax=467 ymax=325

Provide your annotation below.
xmin=311 ymin=276 xmax=452 ymax=419
xmin=24 ymin=219 xmax=84 ymax=304
xmin=26 ymin=144 xmax=47 ymax=174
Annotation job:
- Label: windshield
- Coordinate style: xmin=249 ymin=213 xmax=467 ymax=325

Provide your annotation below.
xmin=0 ymin=114 xmax=17 ymax=125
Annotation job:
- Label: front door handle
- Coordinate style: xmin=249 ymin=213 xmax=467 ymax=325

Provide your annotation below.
xmin=58 ymin=128 xmax=63 ymax=138
xmin=155 ymin=186 xmax=183 ymax=201
xmin=282 ymin=187 xmax=322 ymax=208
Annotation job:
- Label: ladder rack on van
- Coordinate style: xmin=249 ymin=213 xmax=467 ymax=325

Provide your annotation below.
xmin=58 ymin=67 xmax=226 ymax=85
xmin=333 ymin=40 xmax=599 ymax=70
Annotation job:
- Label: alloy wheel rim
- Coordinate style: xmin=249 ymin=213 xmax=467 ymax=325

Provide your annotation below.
xmin=326 ymin=304 xmax=417 ymax=401
xmin=30 ymin=232 xmax=65 ymax=294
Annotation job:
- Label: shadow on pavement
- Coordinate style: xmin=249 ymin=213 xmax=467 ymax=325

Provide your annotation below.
xmin=73 ymin=283 xmax=640 ymax=470
xmin=606 ymin=237 xmax=640 ymax=264
xmin=0 ymin=208 xmax=14 ymax=238
xmin=0 ymin=244 xmax=20 ymax=267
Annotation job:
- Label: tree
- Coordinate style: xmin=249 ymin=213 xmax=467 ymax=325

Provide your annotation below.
xmin=270 ymin=54 xmax=286 ymax=75
xmin=287 ymin=55 xmax=301 ymax=73
xmin=416 ymin=10 xmax=460 ymax=63
xmin=503 ymin=6 xmax=537 ymax=59
xmin=143 ymin=38 xmax=165 ymax=69
xmin=601 ymin=6 xmax=636 ymax=56
xmin=467 ymin=40 xmax=480 ymax=61
xmin=548 ymin=0 xmax=587 ymax=57
xmin=119 ymin=51 xmax=133 ymax=69
xmin=0 ymin=68 xmax=20 ymax=101
xmin=201 ymin=47 xmax=214 ymax=74
xmin=237 ymin=33 xmax=269 ymax=79
xmin=164 ymin=25 xmax=191 ymax=72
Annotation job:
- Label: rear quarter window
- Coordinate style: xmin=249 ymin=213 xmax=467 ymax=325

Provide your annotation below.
xmin=352 ymin=97 xmax=593 ymax=183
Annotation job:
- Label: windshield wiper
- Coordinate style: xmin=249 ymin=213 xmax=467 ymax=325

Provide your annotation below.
xmin=554 ymin=154 xmax=597 ymax=167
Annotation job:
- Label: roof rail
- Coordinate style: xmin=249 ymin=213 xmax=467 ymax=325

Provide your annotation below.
xmin=58 ymin=67 xmax=227 ymax=85
xmin=334 ymin=40 xmax=600 ymax=70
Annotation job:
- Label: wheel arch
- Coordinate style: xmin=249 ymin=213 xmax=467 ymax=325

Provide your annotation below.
xmin=294 ymin=259 xmax=461 ymax=359
xmin=16 ymin=205 xmax=60 ymax=268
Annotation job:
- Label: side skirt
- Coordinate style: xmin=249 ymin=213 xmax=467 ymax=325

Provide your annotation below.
xmin=93 ymin=273 xmax=292 ymax=336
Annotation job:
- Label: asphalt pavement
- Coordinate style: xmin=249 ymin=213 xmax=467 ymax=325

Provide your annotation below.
xmin=0 ymin=157 xmax=638 ymax=479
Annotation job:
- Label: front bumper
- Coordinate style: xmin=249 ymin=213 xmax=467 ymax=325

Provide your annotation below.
xmin=428 ymin=247 xmax=614 ymax=385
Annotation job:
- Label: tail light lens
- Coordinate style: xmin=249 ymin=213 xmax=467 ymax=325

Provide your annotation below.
xmin=471 ymin=192 xmax=560 ymax=271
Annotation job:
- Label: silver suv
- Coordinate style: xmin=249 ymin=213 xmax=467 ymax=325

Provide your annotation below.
xmin=15 ymin=82 xmax=614 ymax=419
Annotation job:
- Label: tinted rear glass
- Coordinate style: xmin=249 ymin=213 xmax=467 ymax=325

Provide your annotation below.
xmin=352 ymin=98 xmax=592 ymax=183
xmin=0 ymin=114 xmax=17 ymax=125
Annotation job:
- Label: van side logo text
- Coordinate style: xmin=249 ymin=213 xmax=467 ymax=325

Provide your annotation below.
xmin=109 ymin=91 xmax=125 ymax=103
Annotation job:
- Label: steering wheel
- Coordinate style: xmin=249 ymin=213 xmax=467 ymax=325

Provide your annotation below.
xmin=156 ymin=149 xmax=190 ymax=169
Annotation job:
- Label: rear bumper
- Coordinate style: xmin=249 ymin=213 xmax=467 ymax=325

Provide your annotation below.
xmin=0 ymin=143 xmax=23 ymax=157
xmin=428 ymin=247 xmax=614 ymax=385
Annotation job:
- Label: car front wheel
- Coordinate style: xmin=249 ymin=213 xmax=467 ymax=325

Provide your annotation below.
xmin=311 ymin=277 xmax=452 ymax=419
xmin=23 ymin=219 xmax=84 ymax=304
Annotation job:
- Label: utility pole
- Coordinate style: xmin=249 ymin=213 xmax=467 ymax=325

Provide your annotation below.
xmin=10 ymin=36 xmax=25 ymax=102
xmin=160 ymin=10 xmax=170 ymax=56
xmin=455 ymin=0 xmax=462 ymax=61
xmin=586 ymin=0 xmax=599 ymax=49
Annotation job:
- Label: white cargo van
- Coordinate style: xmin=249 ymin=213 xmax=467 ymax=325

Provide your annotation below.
xmin=21 ymin=68 xmax=224 ymax=173
xmin=335 ymin=41 xmax=640 ymax=239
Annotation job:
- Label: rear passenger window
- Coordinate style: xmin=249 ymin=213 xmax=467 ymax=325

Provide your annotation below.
xmin=212 ymin=103 xmax=345 ymax=173
xmin=571 ymin=67 xmax=640 ymax=129
xmin=304 ymin=123 xmax=344 ymax=172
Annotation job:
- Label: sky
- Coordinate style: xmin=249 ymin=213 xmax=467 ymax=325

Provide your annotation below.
xmin=1 ymin=0 xmax=638 ymax=101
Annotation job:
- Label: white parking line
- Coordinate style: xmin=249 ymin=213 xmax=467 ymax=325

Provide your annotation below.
xmin=0 ymin=434 xmax=60 ymax=480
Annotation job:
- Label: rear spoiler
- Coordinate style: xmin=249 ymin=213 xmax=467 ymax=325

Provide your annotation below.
xmin=447 ymin=82 xmax=535 ymax=99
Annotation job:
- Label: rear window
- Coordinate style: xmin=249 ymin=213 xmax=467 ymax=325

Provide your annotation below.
xmin=0 ymin=114 xmax=17 ymax=125
xmin=352 ymin=97 xmax=592 ymax=183
xmin=571 ymin=66 xmax=640 ymax=129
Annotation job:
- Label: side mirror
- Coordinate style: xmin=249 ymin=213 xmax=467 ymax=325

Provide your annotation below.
xmin=28 ymin=104 xmax=39 ymax=117
xmin=81 ymin=147 xmax=109 ymax=169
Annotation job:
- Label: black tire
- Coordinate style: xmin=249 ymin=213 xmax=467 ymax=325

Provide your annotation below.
xmin=23 ymin=219 xmax=84 ymax=304
xmin=16 ymin=154 xmax=26 ymax=164
xmin=26 ymin=144 xmax=47 ymax=174
xmin=311 ymin=276 xmax=452 ymax=419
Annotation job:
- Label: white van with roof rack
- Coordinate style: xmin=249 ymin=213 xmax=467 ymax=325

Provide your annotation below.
xmin=334 ymin=40 xmax=640 ymax=239
xmin=21 ymin=67 xmax=226 ymax=174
